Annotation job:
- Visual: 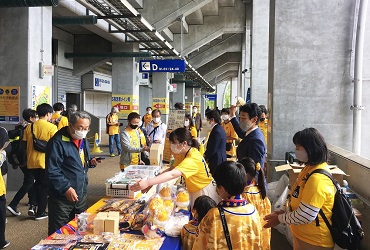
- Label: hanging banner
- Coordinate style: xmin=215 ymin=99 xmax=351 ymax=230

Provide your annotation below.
xmin=152 ymin=97 xmax=169 ymax=115
xmin=32 ymin=85 xmax=51 ymax=109
xmin=112 ymin=94 xmax=139 ymax=119
xmin=0 ymin=86 xmax=20 ymax=123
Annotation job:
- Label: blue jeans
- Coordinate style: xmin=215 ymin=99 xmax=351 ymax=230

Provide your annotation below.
xmin=109 ymin=134 xmax=122 ymax=155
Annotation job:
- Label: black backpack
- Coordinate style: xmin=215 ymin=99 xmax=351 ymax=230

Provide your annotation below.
xmin=308 ymin=169 xmax=364 ymax=250
xmin=7 ymin=126 xmax=26 ymax=166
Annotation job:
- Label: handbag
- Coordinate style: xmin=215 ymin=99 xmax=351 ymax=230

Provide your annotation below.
xmin=31 ymin=123 xmax=48 ymax=153
xmin=218 ymin=206 xmax=233 ymax=250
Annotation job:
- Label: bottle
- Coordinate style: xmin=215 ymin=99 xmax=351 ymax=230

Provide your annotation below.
xmin=170 ymin=155 xmax=175 ymax=167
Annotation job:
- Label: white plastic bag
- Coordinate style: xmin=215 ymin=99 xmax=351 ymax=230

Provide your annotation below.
xmin=273 ymin=186 xmax=289 ymax=212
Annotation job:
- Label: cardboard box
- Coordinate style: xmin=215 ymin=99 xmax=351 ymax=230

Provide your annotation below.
xmin=93 ymin=212 xmax=108 ymax=234
xmin=275 ymin=164 xmax=347 ymax=187
xmin=149 ymin=143 xmax=163 ymax=165
xmin=105 ymin=212 xmax=120 ymax=234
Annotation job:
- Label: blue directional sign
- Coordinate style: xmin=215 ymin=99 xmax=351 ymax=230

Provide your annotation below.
xmin=205 ymin=94 xmax=217 ymax=101
xmin=139 ymin=59 xmax=186 ymax=73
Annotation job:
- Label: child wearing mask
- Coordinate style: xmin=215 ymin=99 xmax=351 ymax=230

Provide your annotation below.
xmin=181 ymin=195 xmax=216 ymax=250
xmin=142 ymin=107 xmax=152 ymax=128
xmin=239 ymin=157 xmax=271 ymax=250
xmin=184 ymin=114 xmax=197 ymax=138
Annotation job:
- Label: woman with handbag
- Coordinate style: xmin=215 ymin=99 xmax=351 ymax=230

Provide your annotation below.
xmin=193 ymin=161 xmax=262 ymax=250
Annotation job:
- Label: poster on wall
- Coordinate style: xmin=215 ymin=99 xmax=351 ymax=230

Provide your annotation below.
xmin=32 ymin=85 xmax=51 ymax=109
xmin=185 ymin=102 xmax=193 ymax=112
xmin=152 ymin=97 xmax=169 ymax=115
xmin=0 ymin=86 xmax=20 ymax=123
xmin=112 ymin=94 xmax=139 ymax=119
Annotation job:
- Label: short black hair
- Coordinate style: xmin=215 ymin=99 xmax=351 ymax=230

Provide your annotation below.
xmin=193 ymin=195 xmax=217 ymax=221
xmin=174 ymin=102 xmax=184 ymax=109
xmin=259 ymin=105 xmax=268 ymax=115
xmin=213 ymin=161 xmax=247 ymax=196
xmin=53 ymin=102 xmax=64 ymax=112
xmin=36 ymin=103 xmax=53 ymax=117
xmin=293 ymin=128 xmax=328 ymax=165
xmin=22 ymin=108 xmax=37 ymax=122
xmin=146 ymin=107 xmax=152 ymax=111
xmin=221 ymin=108 xmax=229 ymax=114
xmin=128 ymin=112 xmax=141 ymax=122
xmin=152 ymin=109 xmax=161 ymax=116
xmin=239 ymin=103 xmax=261 ymax=125
xmin=205 ymin=109 xmax=221 ymax=124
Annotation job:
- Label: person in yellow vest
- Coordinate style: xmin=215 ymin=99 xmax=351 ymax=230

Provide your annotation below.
xmin=107 ymin=107 xmax=122 ymax=157
xmin=142 ymin=107 xmax=152 ymax=128
xmin=220 ymin=108 xmax=238 ymax=158
xmin=264 ymin=128 xmax=335 ymax=249
xmin=50 ymin=103 xmax=68 ymax=130
xmin=120 ymin=112 xmax=150 ymax=171
xmin=23 ymin=103 xmax=58 ymax=220
xmin=258 ymin=105 xmax=268 ymax=148
xmin=184 ymin=114 xmax=197 ymax=138
xmin=130 ymin=128 xmax=218 ymax=207
xmin=0 ymin=141 xmax=10 ymax=248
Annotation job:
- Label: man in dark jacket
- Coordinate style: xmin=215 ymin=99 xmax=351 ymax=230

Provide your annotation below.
xmin=204 ymin=110 xmax=227 ymax=174
xmin=192 ymin=106 xmax=203 ymax=137
xmin=46 ymin=111 xmax=100 ymax=235
xmin=229 ymin=103 xmax=266 ymax=170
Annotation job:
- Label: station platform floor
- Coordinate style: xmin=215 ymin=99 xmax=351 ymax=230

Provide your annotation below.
xmin=4 ymin=121 xmax=292 ymax=249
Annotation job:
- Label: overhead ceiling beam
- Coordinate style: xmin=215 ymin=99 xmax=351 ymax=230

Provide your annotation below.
xmin=53 ymin=16 xmax=97 ymax=25
xmin=197 ymin=52 xmax=241 ymax=75
xmin=204 ymin=63 xmax=239 ymax=81
xmin=188 ymin=33 xmax=242 ymax=69
xmin=208 ymin=71 xmax=238 ymax=85
xmin=65 ymin=52 xmax=151 ymax=59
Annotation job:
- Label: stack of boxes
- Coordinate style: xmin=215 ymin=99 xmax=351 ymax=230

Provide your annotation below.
xmin=93 ymin=211 xmax=120 ymax=234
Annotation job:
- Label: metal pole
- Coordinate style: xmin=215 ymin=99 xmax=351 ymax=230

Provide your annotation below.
xmin=352 ymin=0 xmax=368 ymax=154
xmin=180 ymin=15 xmax=184 ymax=58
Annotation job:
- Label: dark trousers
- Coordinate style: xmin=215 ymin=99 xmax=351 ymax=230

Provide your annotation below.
xmin=8 ymin=166 xmax=36 ymax=208
xmin=0 ymin=195 xmax=6 ymax=245
xmin=29 ymin=168 xmax=47 ymax=216
xmin=48 ymin=194 xmax=87 ymax=235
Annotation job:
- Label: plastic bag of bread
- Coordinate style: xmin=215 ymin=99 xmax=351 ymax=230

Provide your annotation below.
xmin=164 ymin=214 xmax=190 ymax=237
xmin=175 ymin=187 xmax=190 ymax=215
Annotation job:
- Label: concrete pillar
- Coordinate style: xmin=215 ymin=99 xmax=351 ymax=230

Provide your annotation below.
xmin=251 ymin=0 xmax=269 ymax=106
xmin=216 ymin=82 xmax=227 ymax=109
xmin=0 ymin=7 xmax=52 ymax=192
xmin=241 ymin=3 xmax=252 ymax=100
xmin=152 ymin=72 xmax=170 ymax=124
xmin=170 ymin=82 xmax=185 ymax=108
xmin=230 ymin=77 xmax=238 ymax=105
xmin=268 ymin=0 xmax=355 ymax=180
xmin=0 ymin=7 xmax=53 ymax=113
xmin=185 ymin=87 xmax=194 ymax=113
xmin=193 ymin=88 xmax=202 ymax=110
xmin=112 ymin=44 xmax=140 ymax=122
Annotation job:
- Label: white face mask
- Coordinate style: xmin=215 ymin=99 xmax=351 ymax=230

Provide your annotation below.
xmin=193 ymin=109 xmax=197 ymax=113
xmin=138 ymin=120 xmax=143 ymax=127
xmin=295 ymin=149 xmax=308 ymax=163
xmin=184 ymin=120 xmax=190 ymax=127
xmin=170 ymin=143 xmax=183 ymax=154
xmin=147 ymin=110 xmax=152 ymax=115
xmin=153 ymin=117 xmax=161 ymax=123
xmin=221 ymin=115 xmax=229 ymax=121
xmin=240 ymin=119 xmax=254 ymax=131
xmin=72 ymin=130 xmax=89 ymax=140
